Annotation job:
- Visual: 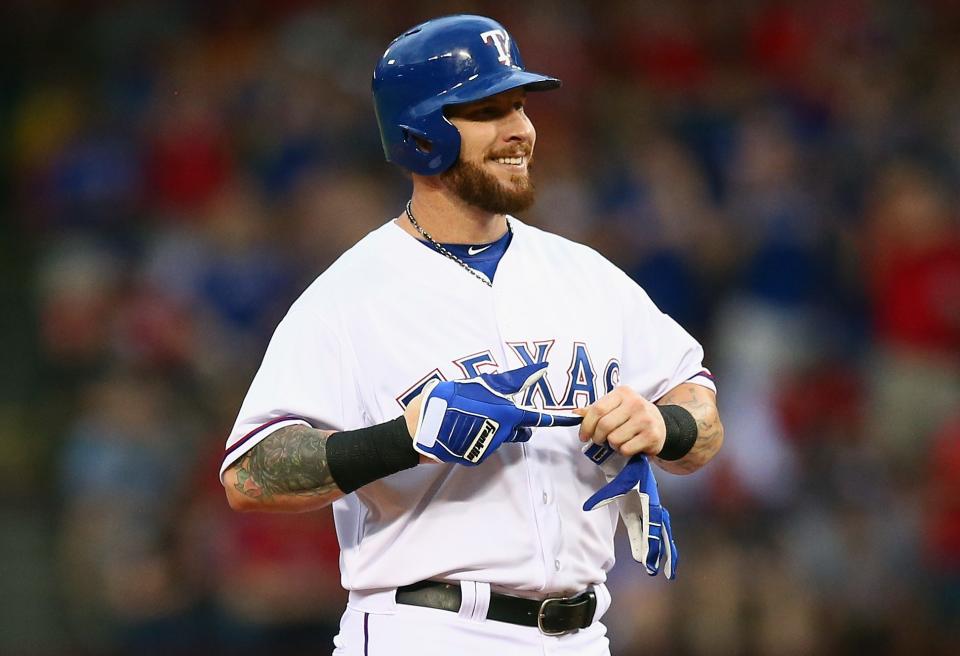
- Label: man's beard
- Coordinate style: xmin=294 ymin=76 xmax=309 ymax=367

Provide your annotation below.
xmin=440 ymin=157 xmax=536 ymax=215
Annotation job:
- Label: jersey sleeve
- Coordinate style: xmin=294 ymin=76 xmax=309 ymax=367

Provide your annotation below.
xmin=619 ymin=274 xmax=716 ymax=401
xmin=219 ymin=304 xmax=360 ymax=481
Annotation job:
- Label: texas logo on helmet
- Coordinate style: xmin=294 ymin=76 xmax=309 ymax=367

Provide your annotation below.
xmin=480 ymin=29 xmax=512 ymax=66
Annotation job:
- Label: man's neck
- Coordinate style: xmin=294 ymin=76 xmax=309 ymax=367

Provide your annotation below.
xmin=395 ymin=185 xmax=508 ymax=244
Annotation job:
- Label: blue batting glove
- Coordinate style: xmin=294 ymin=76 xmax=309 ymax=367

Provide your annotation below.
xmin=582 ymin=445 xmax=679 ymax=580
xmin=413 ymin=363 xmax=581 ymax=466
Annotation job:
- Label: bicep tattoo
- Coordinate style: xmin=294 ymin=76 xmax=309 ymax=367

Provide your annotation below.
xmin=232 ymin=425 xmax=339 ymax=501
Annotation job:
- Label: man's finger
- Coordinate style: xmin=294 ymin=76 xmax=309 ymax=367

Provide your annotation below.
xmin=479 ymin=362 xmax=548 ymax=396
xmin=508 ymin=426 xmax=534 ymax=443
xmin=590 ymin=404 xmax=632 ymax=447
xmin=518 ymin=409 xmax=582 ymax=428
xmin=611 ymin=417 xmax=663 ymax=456
xmin=578 ymin=393 xmax=624 ymax=441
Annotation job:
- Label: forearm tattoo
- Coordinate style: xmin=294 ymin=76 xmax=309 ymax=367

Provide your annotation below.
xmin=232 ymin=425 xmax=339 ymax=501
xmin=656 ymin=384 xmax=723 ymax=473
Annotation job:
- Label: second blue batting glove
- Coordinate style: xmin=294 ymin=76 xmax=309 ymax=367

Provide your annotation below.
xmin=583 ymin=444 xmax=679 ymax=580
xmin=413 ymin=362 xmax=581 ymax=466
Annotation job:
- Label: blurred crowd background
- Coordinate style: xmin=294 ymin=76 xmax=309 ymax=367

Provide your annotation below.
xmin=2 ymin=0 xmax=959 ymax=654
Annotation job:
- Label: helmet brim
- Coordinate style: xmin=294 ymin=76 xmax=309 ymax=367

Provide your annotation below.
xmin=440 ymin=69 xmax=561 ymax=108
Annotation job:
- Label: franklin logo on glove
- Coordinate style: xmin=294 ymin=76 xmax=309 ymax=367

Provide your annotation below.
xmin=466 ymin=419 xmax=499 ymax=463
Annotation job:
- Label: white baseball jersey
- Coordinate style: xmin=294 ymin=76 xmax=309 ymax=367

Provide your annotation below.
xmin=221 ymin=218 xmax=715 ymax=597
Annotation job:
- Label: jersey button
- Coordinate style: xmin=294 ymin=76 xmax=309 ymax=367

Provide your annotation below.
xmin=542 ymin=492 xmax=548 ymax=504
xmin=554 ymin=559 xmax=561 ymax=571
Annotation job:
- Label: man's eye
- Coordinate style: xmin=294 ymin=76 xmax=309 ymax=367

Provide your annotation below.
xmin=472 ymin=107 xmax=499 ymax=119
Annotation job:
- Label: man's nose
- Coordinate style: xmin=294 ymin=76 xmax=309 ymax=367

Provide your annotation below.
xmin=502 ymin=107 xmax=535 ymax=144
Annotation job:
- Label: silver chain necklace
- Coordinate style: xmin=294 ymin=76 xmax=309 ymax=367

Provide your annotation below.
xmin=405 ymin=200 xmax=510 ymax=288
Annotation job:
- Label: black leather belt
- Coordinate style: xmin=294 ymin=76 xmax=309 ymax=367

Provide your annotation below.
xmin=395 ymin=580 xmax=597 ymax=636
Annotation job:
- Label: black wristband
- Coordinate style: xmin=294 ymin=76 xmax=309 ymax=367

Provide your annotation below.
xmin=326 ymin=416 xmax=419 ymax=494
xmin=656 ymin=405 xmax=698 ymax=461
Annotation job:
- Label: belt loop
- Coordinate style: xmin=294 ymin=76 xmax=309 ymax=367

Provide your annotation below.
xmin=592 ymin=582 xmax=611 ymax=622
xmin=348 ymin=588 xmax=399 ymax=614
xmin=471 ymin=582 xmax=491 ymax=623
xmin=457 ymin=581 xmax=478 ymax=621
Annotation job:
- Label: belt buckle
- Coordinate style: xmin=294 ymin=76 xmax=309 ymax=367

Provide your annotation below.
xmin=537 ymin=595 xmax=576 ymax=636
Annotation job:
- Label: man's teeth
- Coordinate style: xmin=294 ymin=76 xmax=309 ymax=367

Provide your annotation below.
xmin=495 ymin=156 xmax=524 ymax=165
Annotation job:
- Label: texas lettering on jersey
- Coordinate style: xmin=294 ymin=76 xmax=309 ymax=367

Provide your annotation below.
xmin=395 ymin=341 xmax=621 ymax=410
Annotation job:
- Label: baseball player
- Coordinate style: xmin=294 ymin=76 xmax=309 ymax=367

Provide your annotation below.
xmin=221 ymin=15 xmax=723 ymax=655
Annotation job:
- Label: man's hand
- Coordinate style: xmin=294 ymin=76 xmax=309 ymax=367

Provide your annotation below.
xmin=405 ymin=363 xmax=581 ymax=466
xmin=574 ymin=386 xmax=666 ymax=457
xmin=402 ymin=395 xmax=436 ymax=464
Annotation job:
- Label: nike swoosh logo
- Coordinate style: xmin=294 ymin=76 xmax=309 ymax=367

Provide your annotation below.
xmin=468 ymin=245 xmax=492 ymax=255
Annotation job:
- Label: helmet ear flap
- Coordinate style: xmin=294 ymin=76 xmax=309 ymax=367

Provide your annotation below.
xmin=400 ymin=125 xmax=434 ymax=154
xmin=395 ymin=119 xmax=461 ymax=175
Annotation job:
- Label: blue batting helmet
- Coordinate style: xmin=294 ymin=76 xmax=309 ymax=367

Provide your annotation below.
xmin=372 ymin=15 xmax=561 ymax=176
